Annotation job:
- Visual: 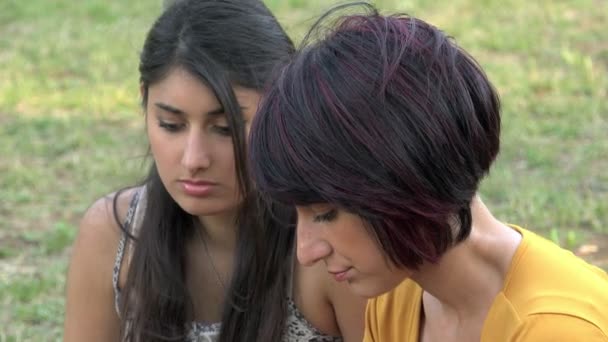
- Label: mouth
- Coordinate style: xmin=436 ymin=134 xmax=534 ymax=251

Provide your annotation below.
xmin=328 ymin=267 xmax=353 ymax=282
xmin=179 ymin=179 xmax=217 ymax=197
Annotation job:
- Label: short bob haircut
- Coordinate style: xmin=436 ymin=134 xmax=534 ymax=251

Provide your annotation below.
xmin=249 ymin=3 xmax=501 ymax=269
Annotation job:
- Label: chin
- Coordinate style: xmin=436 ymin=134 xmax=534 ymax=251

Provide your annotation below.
xmin=176 ymin=199 xmax=236 ymax=217
xmin=350 ymin=277 xmax=406 ymax=298
xmin=182 ymin=205 xmax=233 ymax=217
xmin=348 ymin=280 xmax=390 ymax=299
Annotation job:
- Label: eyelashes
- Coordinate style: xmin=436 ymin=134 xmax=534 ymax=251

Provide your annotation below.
xmin=157 ymin=119 xmax=231 ymax=136
xmin=211 ymin=125 xmax=231 ymax=136
xmin=158 ymin=120 xmax=183 ymax=132
xmin=313 ymin=209 xmax=338 ymax=223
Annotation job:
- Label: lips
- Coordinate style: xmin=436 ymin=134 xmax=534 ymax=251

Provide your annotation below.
xmin=179 ymin=179 xmax=217 ymax=197
xmin=329 ymin=267 xmax=353 ymax=282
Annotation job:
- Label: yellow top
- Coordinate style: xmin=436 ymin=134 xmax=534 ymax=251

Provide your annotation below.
xmin=363 ymin=226 xmax=608 ymax=341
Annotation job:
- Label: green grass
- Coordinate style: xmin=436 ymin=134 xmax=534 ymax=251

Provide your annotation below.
xmin=1 ymin=0 xmax=607 ymax=340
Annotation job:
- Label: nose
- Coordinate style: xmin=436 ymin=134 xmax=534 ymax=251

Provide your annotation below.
xmin=296 ymin=220 xmax=332 ymax=266
xmin=181 ymin=130 xmax=211 ymax=173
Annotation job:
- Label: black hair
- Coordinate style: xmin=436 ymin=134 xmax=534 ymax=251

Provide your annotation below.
xmin=115 ymin=0 xmax=296 ymax=340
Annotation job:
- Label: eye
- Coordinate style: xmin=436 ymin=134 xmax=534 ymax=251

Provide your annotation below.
xmin=212 ymin=125 xmax=231 ymax=136
xmin=158 ymin=120 xmax=184 ymax=133
xmin=313 ymin=209 xmax=338 ymax=223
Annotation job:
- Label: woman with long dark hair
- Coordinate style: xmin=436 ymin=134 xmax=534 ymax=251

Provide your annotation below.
xmin=63 ymin=1 xmax=365 ymax=341
xmin=249 ymin=4 xmax=608 ymax=341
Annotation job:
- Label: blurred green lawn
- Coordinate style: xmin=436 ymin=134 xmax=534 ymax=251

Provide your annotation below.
xmin=1 ymin=0 xmax=606 ymax=340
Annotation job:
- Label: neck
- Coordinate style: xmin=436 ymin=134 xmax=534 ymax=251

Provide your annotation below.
xmin=411 ymin=196 xmax=522 ymax=320
xmin=196 ymin=209 xmax=238 ymax=251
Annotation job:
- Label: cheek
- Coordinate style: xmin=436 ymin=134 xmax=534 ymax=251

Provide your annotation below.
xmin=148 ymin=128 xmax=165 ymax=160
xmin=339 ymin=222 xmax=387 ymax=267
xmin=213 ymin=141 xmax=238 ymax=181
xmin=147 ymin=126 xmax=160 ymax=152
xmin=147 ymin=127 xmax=181 ymax=170
xmin=360 ymin=240 xmax=388 ymax=268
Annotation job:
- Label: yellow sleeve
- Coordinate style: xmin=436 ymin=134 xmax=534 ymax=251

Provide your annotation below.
xmin=512 ymin=314 xmax=608 ymax=341
xmin=363 ymin=299 xmax=378 ymax=342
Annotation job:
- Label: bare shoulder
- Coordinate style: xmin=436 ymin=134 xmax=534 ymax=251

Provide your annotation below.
xmin=82 ymin=187 xmax=138 ymax=234
xmin=69 ymin=186 xmax=142 ymax=283
xmin=74 ymin=187 xmax=139 ymax=252
xmin=63 ymin=187 xmax=140 ymax=341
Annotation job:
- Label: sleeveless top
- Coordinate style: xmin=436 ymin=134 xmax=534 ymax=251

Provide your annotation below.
xmin=112 ymin=187 xmax=342 ymax=342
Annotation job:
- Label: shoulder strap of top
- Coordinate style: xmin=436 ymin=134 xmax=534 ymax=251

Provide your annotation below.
xmin=112 ymin=188 xmax=143 ymax=316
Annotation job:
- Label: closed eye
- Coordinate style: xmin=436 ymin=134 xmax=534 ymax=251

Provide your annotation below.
xmin=212 ymin=125 xmax=231 ymax=136
xmin=158 ymin=120 xmax=184 ymax=132
xmin=313 ymin=209 xmax=338 ymax=223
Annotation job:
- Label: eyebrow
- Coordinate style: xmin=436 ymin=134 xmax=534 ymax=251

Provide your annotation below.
xmin=154 ymin=102 xmax=226 ymax=116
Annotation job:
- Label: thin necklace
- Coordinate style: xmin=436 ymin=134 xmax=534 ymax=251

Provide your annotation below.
xmin=196 ymin=228 xmax=227 ymax=290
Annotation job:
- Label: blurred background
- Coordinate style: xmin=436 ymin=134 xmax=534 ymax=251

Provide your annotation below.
xmin=1 ymin=0 xmax=606 ymax=340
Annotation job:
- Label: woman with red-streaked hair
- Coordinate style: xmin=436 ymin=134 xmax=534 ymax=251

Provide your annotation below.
xmin=248 ymin=3 xmax=608 ymax=341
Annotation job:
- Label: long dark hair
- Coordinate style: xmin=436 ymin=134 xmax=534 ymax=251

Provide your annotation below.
xmin=114 ymin=0 xmax=295 ymax=341
xmin=249 ymin=4 xmax=501 ymax=269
